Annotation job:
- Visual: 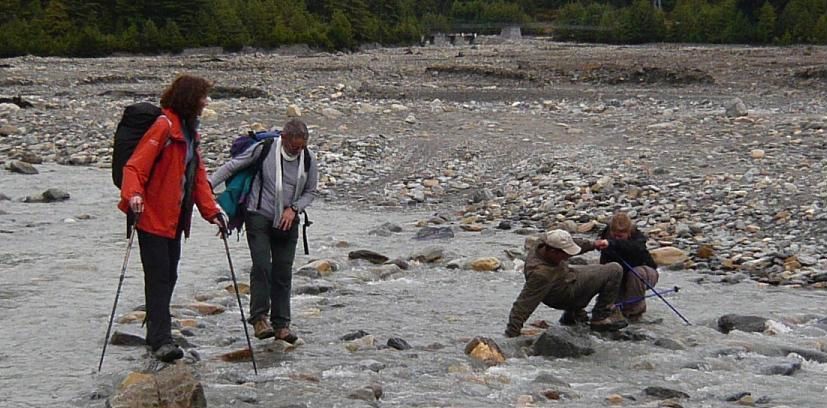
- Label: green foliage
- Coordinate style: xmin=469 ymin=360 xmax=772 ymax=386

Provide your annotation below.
xmin=755 ymin=1 xmax=777 ymax=43
xmin=328 ymin=9 xmax=355 ymax=49
xmin=615 ymin=0 xmax=666 ymax=43
xmin=2 ymin=0 xmax=827 ymax=57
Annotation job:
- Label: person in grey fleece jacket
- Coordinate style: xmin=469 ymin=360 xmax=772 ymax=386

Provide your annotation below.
xmin=210 ymin=119 xmax=318 ymax=343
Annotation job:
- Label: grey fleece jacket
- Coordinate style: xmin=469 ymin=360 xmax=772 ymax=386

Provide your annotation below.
xmin=209 ymin=141 xmax=318 ymax=222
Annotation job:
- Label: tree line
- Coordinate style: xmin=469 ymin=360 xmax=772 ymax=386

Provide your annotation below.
xmin=0 ymin=0 xmax=824 ymax=58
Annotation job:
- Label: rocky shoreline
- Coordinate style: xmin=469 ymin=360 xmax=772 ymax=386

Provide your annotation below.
xmin=1 ymin=40 xmax=826 ymax=291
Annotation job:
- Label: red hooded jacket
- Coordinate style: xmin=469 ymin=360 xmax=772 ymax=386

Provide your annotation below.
xmin=118 ymin=108 xmax=220 ymax=239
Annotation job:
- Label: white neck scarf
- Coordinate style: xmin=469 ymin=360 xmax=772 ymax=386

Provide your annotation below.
xmin=273 ymin=137 xmax=308 ymax=228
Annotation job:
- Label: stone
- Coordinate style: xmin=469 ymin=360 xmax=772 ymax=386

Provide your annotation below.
xmin=464 ymin=337 xmax=506 ymax=365
xmin=219 ymin=348 xmax=253 ymax=363
xmin=118 ymin=311 xmax=146 ymax=324
xmin=650 ymin=247 xmax=689 ymax=266
xmin=179 ymin=302 xmax=225 ymax=316
xmin=321 ymin=107 xmax=343 ymax=119
xmin=347 ymin=384 xmax=382 ymax=401
xmin=108 ymin=363 xmax=206 ymax=408
xmin=717 ymin=314 xmax=768 ymax=334
xmin=404 ymin=114 xmax=416 ymax=124
xmin=42 ymin=188 xmax=70 ymax=202
xmin=345 ymin=335 xmax=376 ymax=352
xmin=532 ymin=326 xmax=595 ymax=358
xmin=110 ymin=331 xmax=146 ymax=346
xmin=413 ymin=226 xmax=454 ymax=240
xmin=750 ymin=149 xmax=765 ymax=159
xmin=725 ymin=97 xmax=748 ymax=117
xmin=224 ymin=282 xmax=250 ymax=295
xmin=348 ymin=249 xmax=389 ymax=264
xmin=0 ymin=124 xmax=18 ymax=136
xmin=468 ymin=257 xmax=502 ymax=271
xmin=286 ymin=104 xmax=302 ymax=117
xmin=696 ymin=245 xmax=715 ymax=259
xmin=296 ymin=259 xmax=338 ymax=277
xmin=387 ymin=337 xmax=411 ymax=350
xmin=606 ymin=394 xmax=624 ymax=405
xmin=7 ymin=160 xmax=38 ymax=174
xmin=644 ymin=386 xmax=690 ymax=399
xmin=340 ymin=330 xmax=370 ymax=341
xmin=759 ymin=360 xmax=801 ymax=376
xmin=410 ymin=246 xmax=445 ymax=263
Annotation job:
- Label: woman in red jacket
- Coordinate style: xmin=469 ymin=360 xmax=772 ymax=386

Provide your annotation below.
xmin=118 ymin=74 xmax=224 ymax=362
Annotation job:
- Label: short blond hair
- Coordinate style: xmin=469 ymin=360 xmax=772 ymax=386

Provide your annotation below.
xmin=609 ymin=212 xmax=632 ymax=233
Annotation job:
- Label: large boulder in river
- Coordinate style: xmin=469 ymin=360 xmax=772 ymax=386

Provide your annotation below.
xmin=108 ymin=363 xmax=206 ymax=408
xmin=717 ymin=314 xmax=768 ymax=334
xmin=464 ymin=336 xmax=506 ymax=365
xmin=532 ymin=326 xmax=594 ymax=358
xmin=650 ymin=247 xmax=688 ymax=266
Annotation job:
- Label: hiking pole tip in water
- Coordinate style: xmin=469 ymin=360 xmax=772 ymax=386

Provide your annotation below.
xmin=220 ymin=224 xmax=258 ymax=375
xmin=98 ymin=215 xmax=139 ymax=372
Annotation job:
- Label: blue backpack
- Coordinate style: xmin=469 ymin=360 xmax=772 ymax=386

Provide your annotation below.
xmin=217 ymin=130 xmax=280 ymax=235
xmin=217 ymin=130 xmax=313 ymax=244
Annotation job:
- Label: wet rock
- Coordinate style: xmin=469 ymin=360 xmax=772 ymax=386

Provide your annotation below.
xmin=368 ymin=221 xmax=402 ymax=236
xmin=496 ymin=220 xmax=512 ymax=230
xmin=413 ymin=226 xmax=454 ymax=240
xmin=110 ymin=331 xmax=146 ymax=346
xmin=468 ymin=257 xmax=502 ymax=271
xmin=294 ymin=283 xmax=333 ymax=295
xmin=118 ymin=311 xmax=146 ymax=324
xmin=219 ymin=348 xmax=253 ymax=363
xmin=340 ymin=330 xmax=370 ymax=341
xmin=717 ymin=314 xmax=768 ymax=334
xmin=532 ymin=373 xmax=570 ymax=387
xmin=296 ymin=259 xmax=338 ymax=278
xmin=387 ymin=337 xmax=411 ymax=350
xmin=358 ymin=359 xmax=386 ymax=372
xmin=387 ymin=258 xmax=410 ymax=270
xmin=532 ymin=326 xmax=594 ymax=358
xmin=349 ymin=249 xmax=389 ymax=264
xmin=464 ymin=336 xmax=506 ymax=365
xmin=654 ymin=338 xmax=686 ymax=351
xmin=644 ymin=386 xmax=690 ymax=399
xmin=606 ymin=394 xmax=624 ymax=404
xmin=108 ymin=364 xmax=206 ymax=408
xmin=650 ymin=247 xmax=688 ymax=266
xmin=345 ymin=335 xmax=376 ymax=352
xmin=759 ymin=360 xmax=801 ymax=376
xmin=178 ymin=302 xmax=225 ymax=316
xmin=347 ymin=384 xmax=382 ymax=401
xmin=8 ymin=160 xmax=38 ymax=174
xmin=409 ymin=245 xmax=445 ymax=263
xmin=224 ymin=282 xmax=250 ymax=295
xmin=369 ymin=263 xmax=405 ymax=280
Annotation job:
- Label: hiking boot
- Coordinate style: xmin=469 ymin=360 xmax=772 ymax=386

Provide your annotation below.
xmin=153 ymin=343 xmax=183 ymax=363
xmin=559 ymin=309 xmax=589 ymax=326
xmin=253 ymin=317 xmax=275 ymax=339
xmin=275 ymin=327 xmax=299 ymax=345
xmin=590 ymin=309 xmax=628 ymax=332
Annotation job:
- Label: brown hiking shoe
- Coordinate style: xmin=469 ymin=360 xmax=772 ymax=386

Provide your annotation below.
xmin=253 ymin=317 xmax=275 ymax=339
xmin=559 ymin=309 xmax=589 ymax=326
xmin=590 ymin=309 xmax=628 ymax=332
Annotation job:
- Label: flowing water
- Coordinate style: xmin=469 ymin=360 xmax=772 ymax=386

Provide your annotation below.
xmin=1 ymin=165 xmax=826 ymax=407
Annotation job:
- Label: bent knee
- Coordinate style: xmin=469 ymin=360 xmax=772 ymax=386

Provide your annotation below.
xmin=606 ymin=262 xmax=623 ymax=275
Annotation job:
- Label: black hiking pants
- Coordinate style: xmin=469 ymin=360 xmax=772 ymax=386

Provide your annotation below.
xmin=137 ymin=230 xmax=181 ymax=351
xmin=245 ymin=212 xmax=299 ymax=329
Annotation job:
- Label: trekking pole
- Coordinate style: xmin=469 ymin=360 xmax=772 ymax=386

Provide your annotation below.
xmin=616 ymin=256 xmax=691 ymax=325
xmin=614 ymin=286 xmax=680 ymax=309
xmin=219 ymin=223 xmax=258 ymax=375
xmin=98 ymin=214 xmax=139 ymax=372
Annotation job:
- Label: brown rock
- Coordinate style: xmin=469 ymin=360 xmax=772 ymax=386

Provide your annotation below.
xmin=109 ymin=363 xmax=206 ymax=408
xmin=650 ymin=247 xmax=689 ymax=266
xmin=224 ymin=282 xmax=250 ymax=295
xmin=464 ymin=336 xmax=505 ymax=365
xmin=469 ymin=257 xmax=502 ymax=271
xmin=606 ymin=393 xmax=624 ymax=405
xmin=577 ymin=221 xmax=596 ymax=233
xmin=784 ymin=256 xmax=801 ymax=271
xmin=179 ymin=302 xmax=225 ymax=316
xmin=696 ymin=244 xmax=715 ymax=259
xmin=219 ymin=348 xmax=253 ymax=363
xmin=460 ymin=224 xmax=484 ymax=232
xmin=118 ymin=311 xmax=146 ymax=324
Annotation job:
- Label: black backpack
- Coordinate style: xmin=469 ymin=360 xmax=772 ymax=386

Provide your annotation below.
xmin=112 ymin=102 xmax=163 ymax=188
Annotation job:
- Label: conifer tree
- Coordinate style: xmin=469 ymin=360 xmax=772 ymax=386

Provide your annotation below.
xmin=755 ymin=1 xmax=777 ymax=43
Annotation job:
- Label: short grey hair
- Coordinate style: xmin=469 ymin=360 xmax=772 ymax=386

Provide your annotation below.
xmin=282 ymin=119 xmax=309 ymax=140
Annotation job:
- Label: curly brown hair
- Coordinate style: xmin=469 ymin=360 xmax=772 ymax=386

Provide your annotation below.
xmin=609 ymin=212 xmax=633 ymax=234
xmin=160 ymin=74 xmax=213 ymax=123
